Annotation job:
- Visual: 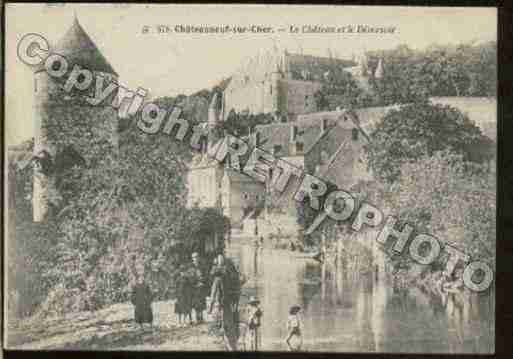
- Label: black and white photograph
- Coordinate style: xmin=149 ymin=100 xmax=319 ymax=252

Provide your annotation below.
xmin=4 ymin=3 xmax=497 ymax=353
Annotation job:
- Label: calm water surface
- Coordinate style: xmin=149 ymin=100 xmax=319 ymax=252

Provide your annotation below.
xmin=227 ymin=243 xmax=494 ymax=353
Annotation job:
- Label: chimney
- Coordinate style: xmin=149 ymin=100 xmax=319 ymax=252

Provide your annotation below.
xmin=290 ymin=125 xmax=298 ymax=143
xmin=321 ymin=118 xmax=328 ymax=133
xmin=253 ymin=131 xmax=260 ymax=147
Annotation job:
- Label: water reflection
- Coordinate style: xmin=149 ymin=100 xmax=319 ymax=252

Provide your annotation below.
xmin=227 ymin=243 xmax=493 ymax=353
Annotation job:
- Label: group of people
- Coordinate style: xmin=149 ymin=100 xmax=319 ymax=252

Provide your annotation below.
xmin=129 ymin=251 xmax=304 ymax=351
xmin=174 ymin=252 xmax=208 ymax=327
xmin=129 ymin=251 xmax=220 ymax=329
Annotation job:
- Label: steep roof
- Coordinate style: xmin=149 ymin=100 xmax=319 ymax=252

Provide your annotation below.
xmin=254 ymin=121 xmax=322 ymax=158
xmin=255 ymin=109 xmax=372 ymax=158
xmin=36 ymin=17 xmax=117 ymax=76
xmin=286 ymin=53 xmax=356 ymax=72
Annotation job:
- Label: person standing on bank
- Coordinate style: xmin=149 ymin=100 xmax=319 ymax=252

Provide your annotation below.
xmin=285 ymin=305 xmax=303 ymax=351
xmin=190 ymin=252 xmax=208 ymax=324
xmin=130 ymin=274 xmax=154 ymax=330
xmin=175 ymin=270 xmax=193 ymax=327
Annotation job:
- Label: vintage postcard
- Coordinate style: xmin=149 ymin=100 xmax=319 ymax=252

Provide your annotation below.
xmin=4 ymin=3 xmax=496 ymax=353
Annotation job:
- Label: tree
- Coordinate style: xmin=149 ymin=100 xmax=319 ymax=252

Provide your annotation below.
xmin=8 ymin=86 xmax=230 ymax=317
xmin=366 ymin=41 xmax=497 ymax=105
xmin=313 ymin=66 xmax=371 ymax=111
xmin=214 ymin=111 xmax=274 ymax=137
xmin=365 ymin=100 xmax=494 ymax=183
xmin=389 ymin=151 xmax=495 ymax=264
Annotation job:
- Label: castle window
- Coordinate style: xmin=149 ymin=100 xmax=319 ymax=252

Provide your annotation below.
xmin=296 ymin=142 xmax=304 ymax=154
xmin=34 ymin=78 xmax=37 ymax=93
xmin=274 ymin=145 xmax=282 ymax=154
xmin=270 ymin=84 xmax=272 ymax=95
xmin=352 ymin=128 xmax=359 ymax=141
xmin=243 ymin=192 xmax=249 ymax=200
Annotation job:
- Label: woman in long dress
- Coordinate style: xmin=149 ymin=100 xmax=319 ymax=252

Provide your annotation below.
xmin=175 ymin=271 xmax=193 ymax=327
xmin=130 ymin=275 xmax=154 ymax=329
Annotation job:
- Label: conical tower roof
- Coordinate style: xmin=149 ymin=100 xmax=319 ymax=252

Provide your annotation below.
xmin=36 ymin=17 xmax=117 ymax=76
xmin=374 ymin=58 xmax=384 ymax=79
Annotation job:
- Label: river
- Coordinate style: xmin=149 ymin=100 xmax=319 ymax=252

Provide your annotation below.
xmin=226 ymin=243 xmax=494 ymax=353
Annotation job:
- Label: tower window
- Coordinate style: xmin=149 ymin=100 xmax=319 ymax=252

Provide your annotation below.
xmin=243 ymin=192 xmax=249 ymax=200
xmin=274 ymin=145 xmax=282 ymax=154
xmin=34 ymin=78 xmax=37 ymax=93
xmin=296 ymin=142 xmax=304 ymax=154
xmin=352 ymin=128 xmax=359 ymax=141
xmin=51 ymin=61 xmax=61 ymax=71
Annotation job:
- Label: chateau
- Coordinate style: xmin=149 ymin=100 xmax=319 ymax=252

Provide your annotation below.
xmin=221 ymin=49 xmax=382 ymax=122
xmin=186 ymin=50 xmax=496 ymax=238
xmin=187 ymin=50 xmax=385 ymax=236
xmin=15 ymin=18 xmax=494 ymax=239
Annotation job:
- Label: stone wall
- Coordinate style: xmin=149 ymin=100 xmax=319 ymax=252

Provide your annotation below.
xmin=221 ymin=170 xmax=265 ymax=226
xmin=186 ymin=163 xmax=223 ymax=208
xmin=282 ymin=79 xmax=322 ymax=118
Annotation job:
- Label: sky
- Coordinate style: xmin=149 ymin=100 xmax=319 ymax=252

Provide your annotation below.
xmin=5 ymin=4 xmax=497 ymax=145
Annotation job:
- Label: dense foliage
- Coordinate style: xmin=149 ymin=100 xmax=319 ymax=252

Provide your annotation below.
xmin=8 ymin=89 xmax=229 ymax=318
xmin=314 ymin=42 xmax=496 ymax=111
xmin=365 ymin=100 xmax=494 ymax=183
xmin=313 ymin=65 xmax=373 ymax=111
xmin=367 ymin=41 xmax=497 ymax=103
xmin=216 ymin=110 xmax=275 ymax=137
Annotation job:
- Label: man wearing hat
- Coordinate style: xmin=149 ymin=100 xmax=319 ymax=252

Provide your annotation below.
xmin=246 ymin=296 xmax=263 ymax=351
xmin=190 ymin=252 xmax=208 ymax=324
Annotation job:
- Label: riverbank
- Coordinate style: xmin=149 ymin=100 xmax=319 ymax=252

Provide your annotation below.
xmin=6 ymin=300 xmax=225 ymax=350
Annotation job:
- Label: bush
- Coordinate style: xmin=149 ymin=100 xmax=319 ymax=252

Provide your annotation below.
xmin=389 ymin=151 xmax=495 ymax=264
xmin=365 ymin=100 xmax=494 ymax=183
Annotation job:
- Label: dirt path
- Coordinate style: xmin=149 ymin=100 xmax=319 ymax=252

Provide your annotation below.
xmin=6 ymin=300 xmax=225 ymax=351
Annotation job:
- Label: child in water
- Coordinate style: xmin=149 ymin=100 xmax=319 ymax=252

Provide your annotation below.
xmin=285 ymin=305 xmax=303 ymax=351
xmin=246 ymin=296 xmax=263 ymax=350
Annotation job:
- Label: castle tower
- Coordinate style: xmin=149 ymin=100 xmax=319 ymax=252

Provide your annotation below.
xmin=281 ymin=49 xmax=292 ymax=80
xmin=270 ymin=61 xmax=283 ymax=114
xmin=358 ymin=54 xmax=369 ymax=77
xmin=33 ymin=17 xmax=118 ymax=222
xmin=208 ymin=92 xmax=220 ymax=129
xmin=374 ymin=58 xmax=384 ymax=79
xmin=206 ymin=92 xmax=222 ymax=154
